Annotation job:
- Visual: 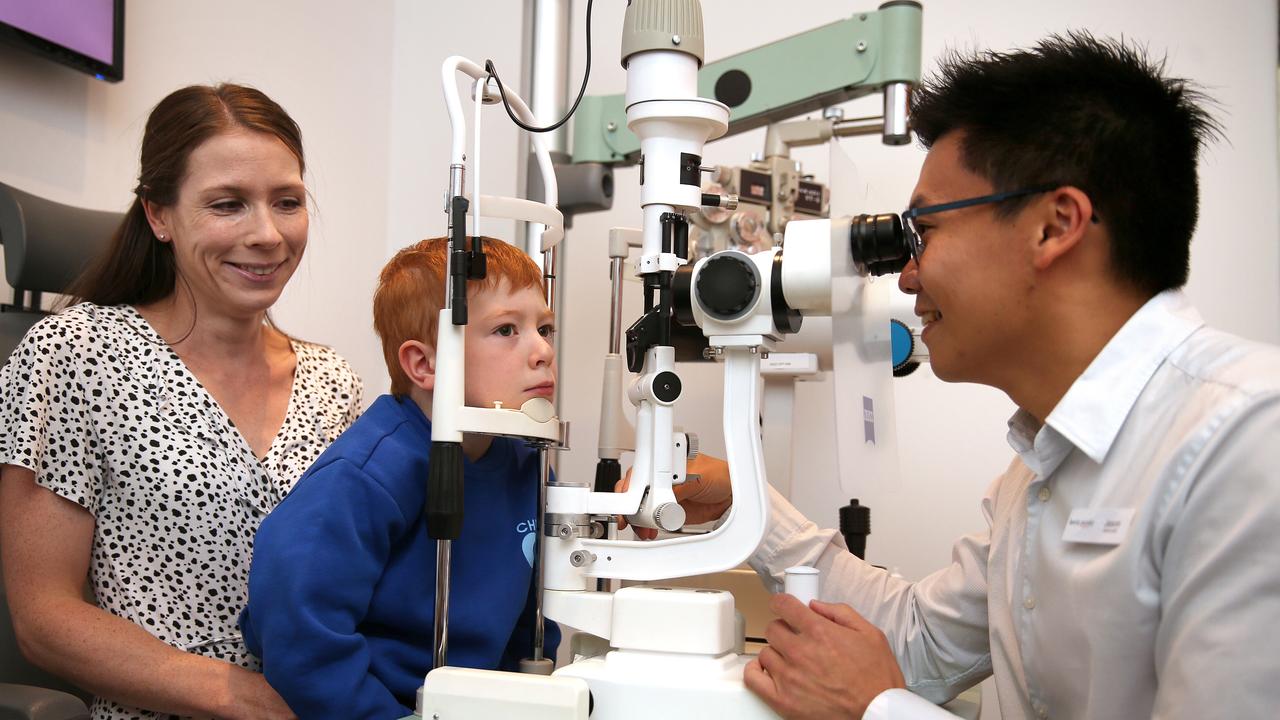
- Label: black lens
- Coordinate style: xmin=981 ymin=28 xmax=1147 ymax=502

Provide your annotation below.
xmin=849 ymin=213 xmax=910 ymax=276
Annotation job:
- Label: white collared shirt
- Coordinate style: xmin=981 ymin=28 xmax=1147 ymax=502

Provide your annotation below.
xmin=751 ymin=290 xmax=1280 ymax=719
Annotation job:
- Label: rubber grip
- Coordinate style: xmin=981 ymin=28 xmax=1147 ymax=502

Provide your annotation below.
xmin=427 ymin=441 xmax=466 ymax=539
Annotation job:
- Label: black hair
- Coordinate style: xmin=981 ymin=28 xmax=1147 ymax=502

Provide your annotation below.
xmin=909 ymin=31 xmax=1221 ymax=296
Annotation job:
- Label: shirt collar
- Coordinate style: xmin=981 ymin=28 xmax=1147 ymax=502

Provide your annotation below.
xmin=1007 ymin=290 xmax=1204 ymax=475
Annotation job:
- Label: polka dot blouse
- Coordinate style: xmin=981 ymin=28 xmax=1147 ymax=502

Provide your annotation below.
xmin=0 ymin=303 xmax=363 ymax=719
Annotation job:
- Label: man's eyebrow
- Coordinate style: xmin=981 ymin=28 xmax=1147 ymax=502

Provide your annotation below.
xmin=908 ymin=192 xmax=932 ymax=210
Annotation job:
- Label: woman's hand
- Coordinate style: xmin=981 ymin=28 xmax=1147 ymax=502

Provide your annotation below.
xmin=1 ymin=465 xmax=294 ymax=719
xmin=223 ymin=668 xmax=297 ymax=720
xmin=615 ymin=454 xmax=734 ymax=540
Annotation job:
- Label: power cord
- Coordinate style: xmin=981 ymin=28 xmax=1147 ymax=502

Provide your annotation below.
xmin=485 ymin=0 xmax=594 ymax=133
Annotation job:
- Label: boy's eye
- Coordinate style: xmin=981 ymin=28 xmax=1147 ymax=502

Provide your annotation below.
xmin=495 ymin=324 xmax=515 ymax=337
xmin=538 ymin=324 xmax=555 ymax=338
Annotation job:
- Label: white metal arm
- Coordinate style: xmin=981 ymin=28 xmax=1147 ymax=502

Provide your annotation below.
xmin=434 ymin=57 xmax=567 ymax=445
xmin=543 ymin=344 xmax=770 ymax=589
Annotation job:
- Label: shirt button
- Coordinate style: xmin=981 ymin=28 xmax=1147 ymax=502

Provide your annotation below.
xmin=1024 ymin=596 xmax=1036 ymax=610
xmin=1038 ymin=486 xmax=1051 ymax=502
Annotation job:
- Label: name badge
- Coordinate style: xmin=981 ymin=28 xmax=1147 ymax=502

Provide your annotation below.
xmin=1062 ymin=508 xmax=1135 ymax=545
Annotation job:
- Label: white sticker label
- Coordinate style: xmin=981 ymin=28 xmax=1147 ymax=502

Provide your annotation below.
xmin=1062 ymin=508 xmax=1135 ymax=545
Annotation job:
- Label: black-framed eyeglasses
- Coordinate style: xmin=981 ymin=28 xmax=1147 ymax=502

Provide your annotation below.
xmin=900 ymin=184 xmax=1057 ymax=263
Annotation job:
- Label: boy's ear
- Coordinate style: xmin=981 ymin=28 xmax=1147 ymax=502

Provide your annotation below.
xmin=1030 ymin=186 xmax=1094 ymax=272
xmin=398 ymin=340 xmax=436 ymax=392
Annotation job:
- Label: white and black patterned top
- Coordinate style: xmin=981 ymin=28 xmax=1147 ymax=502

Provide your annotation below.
xmin=0 ymin=303 xmax=363 ymax=720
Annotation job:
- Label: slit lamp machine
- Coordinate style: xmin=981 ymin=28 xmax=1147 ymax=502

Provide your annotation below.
xmin=408 ymin=1 xmax=927 ymax=717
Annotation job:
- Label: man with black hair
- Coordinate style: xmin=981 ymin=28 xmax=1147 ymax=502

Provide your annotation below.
xmin=665 ymin=32 xmax=1280 ymax=718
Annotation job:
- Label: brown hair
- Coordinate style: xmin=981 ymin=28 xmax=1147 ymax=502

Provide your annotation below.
xmin=374 ymin=237 xmax=545 ymax=397
xmin=65 ymin=83 xmax=305 ymax=306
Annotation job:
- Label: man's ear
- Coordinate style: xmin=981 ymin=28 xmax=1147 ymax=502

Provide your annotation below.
xmin=141 ymin=198 xmax=172 ymax=243
xmin=1031 ymin=186 xmax=1094 ymax=272
xmin=398 ymin=340 xmax=436 ymax=392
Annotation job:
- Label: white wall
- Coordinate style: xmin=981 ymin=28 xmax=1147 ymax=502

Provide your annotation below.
xmin=2 ymin=0 xmax=1276 ymax=685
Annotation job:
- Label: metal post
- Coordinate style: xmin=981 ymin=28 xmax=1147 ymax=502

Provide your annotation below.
xmin=520 ymin=0 xmax=573 ymax=322
xmin=519 ymin=443 xmax=555 ymax=674
xmin=519 ymin=0 xmax=573 ymax=258
xmin=882 ymin=81 xmax=911 ymax=146
xmin=523 ymin=0 xmax=573 ymax=156
xmin=533 ymin=445 xmax=551 ymax=658
xmin=433 ymin=542 xmax=452 ymax=669
xmin=519 ymin=3 xmax=573 ymax=663
xmin=609 ymin=256 xmax=624 ymax=354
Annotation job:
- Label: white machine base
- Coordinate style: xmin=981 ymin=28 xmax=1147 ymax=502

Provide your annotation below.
xmin=555 ymin=649 xmax=778 ymax=720
xmin=413 ymin=666 xmax=590 ymax=719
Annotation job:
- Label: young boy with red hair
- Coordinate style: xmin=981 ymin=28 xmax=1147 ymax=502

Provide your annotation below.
xmin=241 ymin=238 xmax=560 ymax=719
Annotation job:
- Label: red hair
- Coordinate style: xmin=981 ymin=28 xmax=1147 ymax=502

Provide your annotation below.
xmin=373 ymin=237 xmax=545 ymax=397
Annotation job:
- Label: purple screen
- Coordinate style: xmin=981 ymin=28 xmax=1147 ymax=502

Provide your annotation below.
xmin=0 ymin=0 xmax=115 ymax=65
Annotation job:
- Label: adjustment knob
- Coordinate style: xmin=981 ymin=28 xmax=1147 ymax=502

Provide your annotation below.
xmin=890 ymin=319 xmax=920 ymax=377
xmin=653 ymin=502 xmax=687 ymax=532
xmin=696 ymin=253 xmax=759 ymax=320
xmin=685 ymin=432 xmax=700 ymax=460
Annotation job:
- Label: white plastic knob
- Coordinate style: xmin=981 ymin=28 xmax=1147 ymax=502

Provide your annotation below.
xmin=653 ymin=502 xmax=687 ymax=532
xmin=784 ymin=566 xmax=820 ymax=606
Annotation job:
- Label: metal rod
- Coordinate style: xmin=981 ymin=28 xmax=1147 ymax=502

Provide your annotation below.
xmin=608 ymin=257 xmax=624 ymax=354
xmin=445 ymin=163 xmax=466 ymax=308
xmin=543 ymin=242 xmax=564 ymax=480
xmin=832 ymin=116 xmax=888 ymax=138
xmin=531 ymin=444 xmax=552 ymax=661
xmin=520 ymin=0 xmax=572 ymax=632
xmin=433 ymin=540 xmax=452 ymax=668
xmin=882 ymin=82 xmax=912 ymax=145
xmin=517 ymin=0 xmax=571 ymax=250
xmin=544 ymin=246 xmax=558 ymax=309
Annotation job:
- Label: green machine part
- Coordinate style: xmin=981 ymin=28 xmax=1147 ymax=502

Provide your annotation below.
xmin=571 ymin=1 xmax=923 ymax=165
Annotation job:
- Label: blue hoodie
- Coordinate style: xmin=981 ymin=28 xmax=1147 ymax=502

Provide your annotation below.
xmin=241 ymin=395 xmax=559 ymax=719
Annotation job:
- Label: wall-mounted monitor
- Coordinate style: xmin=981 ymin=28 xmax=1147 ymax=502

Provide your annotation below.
xmin=0 ymin=0 xmax=124 ymax=83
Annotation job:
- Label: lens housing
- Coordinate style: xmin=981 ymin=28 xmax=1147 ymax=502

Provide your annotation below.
xmin=849 ymin=213 xmax=909 ymax=276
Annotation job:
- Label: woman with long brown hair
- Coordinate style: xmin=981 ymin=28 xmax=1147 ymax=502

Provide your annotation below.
xmin=0 ymin=84 xmax=362 ymax=719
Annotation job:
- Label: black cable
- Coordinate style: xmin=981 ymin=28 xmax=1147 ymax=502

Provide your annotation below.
xmin=485 ymin=0 xmax=593 ymax=134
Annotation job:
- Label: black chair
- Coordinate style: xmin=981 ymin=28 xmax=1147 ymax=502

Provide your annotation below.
xmin=0 ymin=181 xmax=119 ymax=720
xmin=0 ymin=182 xmax=120 ymax=359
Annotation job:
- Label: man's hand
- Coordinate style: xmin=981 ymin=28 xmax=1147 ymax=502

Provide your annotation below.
xmin=615 ymin=454 xmax=734 ymax=540
xmin=743 ymin=593 xmax=905 ymax=719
